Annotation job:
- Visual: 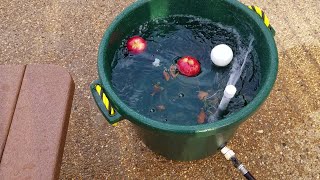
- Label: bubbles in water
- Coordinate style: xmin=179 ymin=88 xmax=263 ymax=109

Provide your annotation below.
xmin=208 ymin=37 xmax=256 ymax=122
xmin=227 ymin=37 xmax=255 ymax=86
xmin=139 ymin=25 xmax=143 ymax=34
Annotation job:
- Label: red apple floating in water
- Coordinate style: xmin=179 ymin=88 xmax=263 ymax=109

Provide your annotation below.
xmin=127 ymin=36 xmax=147 ymax=54
xmin=177 ymin=56 xmax=201 ymax=77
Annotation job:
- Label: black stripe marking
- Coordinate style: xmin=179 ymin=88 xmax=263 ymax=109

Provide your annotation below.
xmin=261 ymin=10 xmax=266 ymax=23
xmin=108 ymin=100 xmax=112 ymax=115
xmin=251 ymin=6 xmax=257 ymax=14
xmin=99 ymin=85 xmax=104 ymax=100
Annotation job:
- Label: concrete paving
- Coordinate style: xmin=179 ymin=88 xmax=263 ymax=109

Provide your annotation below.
xmin=0 ymin=0 xmax=319 ymax=179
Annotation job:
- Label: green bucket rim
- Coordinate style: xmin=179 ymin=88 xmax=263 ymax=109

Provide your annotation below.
xmin=97 ymin=0 xmax=278 ymax=135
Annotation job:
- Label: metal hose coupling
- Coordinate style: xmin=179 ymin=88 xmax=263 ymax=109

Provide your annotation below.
xmin=221 ymin=146 xmax=256 ymax=180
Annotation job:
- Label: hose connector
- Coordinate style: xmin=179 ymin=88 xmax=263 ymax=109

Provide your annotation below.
xmin=221 ymin=146 xmax=235 ymax=160
xmin=220 ymin=146 xmax=256 ymax=180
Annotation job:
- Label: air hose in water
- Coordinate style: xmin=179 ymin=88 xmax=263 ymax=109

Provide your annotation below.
xmin=220 ymin=146 xmax=256 ymax=180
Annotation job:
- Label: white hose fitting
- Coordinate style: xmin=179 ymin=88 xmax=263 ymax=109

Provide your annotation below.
xmin=221 ymin=146 xmax=235 ymax=160
xmin=220 ymin=146 xmax=255 ymax=179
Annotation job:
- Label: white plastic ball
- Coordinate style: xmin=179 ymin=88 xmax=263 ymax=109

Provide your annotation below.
xmin=210 ymin=44 xmax=233 ymax=67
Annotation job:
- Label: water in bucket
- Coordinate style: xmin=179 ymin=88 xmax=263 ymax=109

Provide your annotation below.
xmin=110 ymin=15 xmax=261 ymax=125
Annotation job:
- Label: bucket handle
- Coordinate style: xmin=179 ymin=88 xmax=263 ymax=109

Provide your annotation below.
xmin=90 ymin=80 xmax=123 ymax=125
xmin=248 ymin=5 xmax=276 ymax=36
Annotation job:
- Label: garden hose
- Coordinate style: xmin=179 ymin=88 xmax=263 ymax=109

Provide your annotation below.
xmin=221 ymin=146 xmax=256 ymax=180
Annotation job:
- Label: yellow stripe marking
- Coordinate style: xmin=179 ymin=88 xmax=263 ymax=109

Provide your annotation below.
xmin=254 ymin=6 xmax=263 ymax=17
xmin=102 ymin=94 xmax=110 ymax=110
xmin=263 ymin=13 xmax=270 ymax=28
xmin=96 ymin=85 xmax=102 ymax=94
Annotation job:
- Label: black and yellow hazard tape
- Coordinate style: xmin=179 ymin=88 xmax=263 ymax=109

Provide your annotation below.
xmin=248 ymin=5 xmax=271 ymax=29
xmin=95 ymin=84 xmax=118 ymax=126
xmin=95 ymin=84 xmax=116 ymax=116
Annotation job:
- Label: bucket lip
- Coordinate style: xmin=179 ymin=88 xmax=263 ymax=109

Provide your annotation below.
xmin=98 ymin=0 xmax=278 ymax=135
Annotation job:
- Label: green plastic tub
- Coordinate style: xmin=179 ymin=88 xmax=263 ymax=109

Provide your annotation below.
xmin=91 ymin=0 xmax=278 ymax=161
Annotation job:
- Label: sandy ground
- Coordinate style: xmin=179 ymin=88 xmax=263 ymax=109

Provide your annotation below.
xmin=0 ymin=0 xmax=319 ymax=179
